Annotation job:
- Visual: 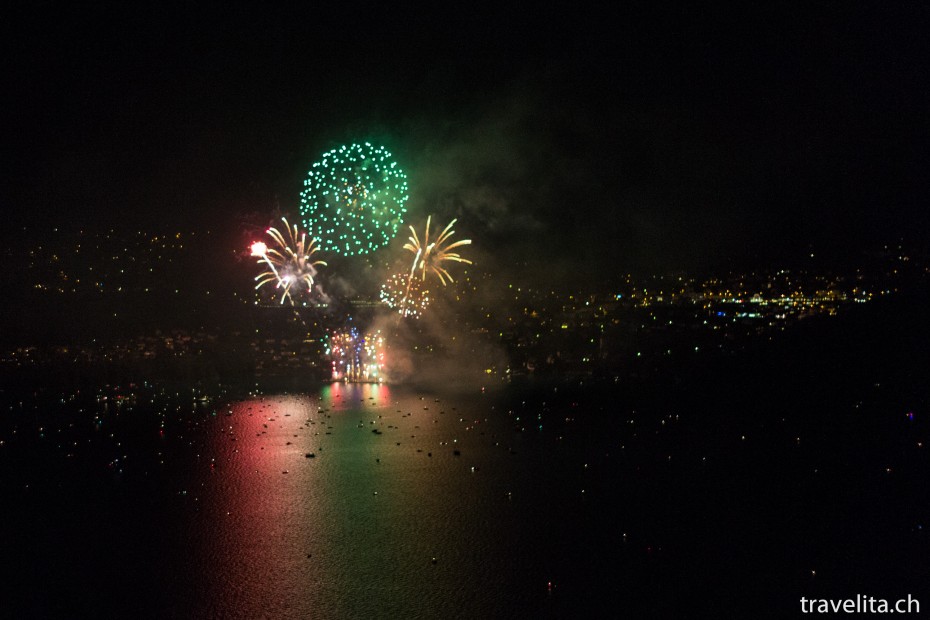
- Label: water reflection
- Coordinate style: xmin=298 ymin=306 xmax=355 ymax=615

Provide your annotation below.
xmin=187 ymin=383 xmax=513 ymax=618
xmin=190 ymin=394 xmax=329 ymax=617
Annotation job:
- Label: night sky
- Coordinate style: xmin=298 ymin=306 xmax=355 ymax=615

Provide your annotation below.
xmin=3 ymin=4 xmax=929 ymax=282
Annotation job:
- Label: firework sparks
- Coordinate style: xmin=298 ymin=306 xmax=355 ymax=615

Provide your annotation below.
xmin=326 ymin=328 xmax=386 ymax=382
xmin=252 ymin=218 xmax=327 ymax=305
xmin=299 ymin=142 xmax=409 ymax=257
xmin=381 ymin=272 xmax=430 ymax=318
xmin=404 ymin=215 xmax=472 ymax=286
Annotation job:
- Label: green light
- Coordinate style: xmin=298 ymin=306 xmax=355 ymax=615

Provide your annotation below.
xmin=299 ymin=142 xmax=409 ymax=257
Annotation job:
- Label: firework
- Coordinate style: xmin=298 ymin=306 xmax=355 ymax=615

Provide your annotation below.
xmin=252 ymin=218 xmax=327 ymax=305
xmin=326 ymin=328 xmax=386 ymax=382
xmin=380 ymin=272 xmax=430 ymax=319
xmin=404 ymin=215 xmax=472 ymax=286
xmin=299 ymin=142 xmax=409 ymax=257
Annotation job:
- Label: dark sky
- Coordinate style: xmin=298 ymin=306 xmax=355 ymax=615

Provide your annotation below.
xmin=3 ymin=3 xmax=929 ymax=282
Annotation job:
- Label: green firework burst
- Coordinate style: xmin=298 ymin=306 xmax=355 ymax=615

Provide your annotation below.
xmin=299 ymin=142 xmax=409 ymax=256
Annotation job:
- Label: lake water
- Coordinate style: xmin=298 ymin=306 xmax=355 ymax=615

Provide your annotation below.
xmin=2 ymin=372 xmax=928 ymax=618
xmin=2 ymin=382 xmax=639 ymax=618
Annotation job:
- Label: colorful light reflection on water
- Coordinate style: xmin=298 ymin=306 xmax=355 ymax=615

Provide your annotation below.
xmin=182 ymin=382 xmax=532 ymax=618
